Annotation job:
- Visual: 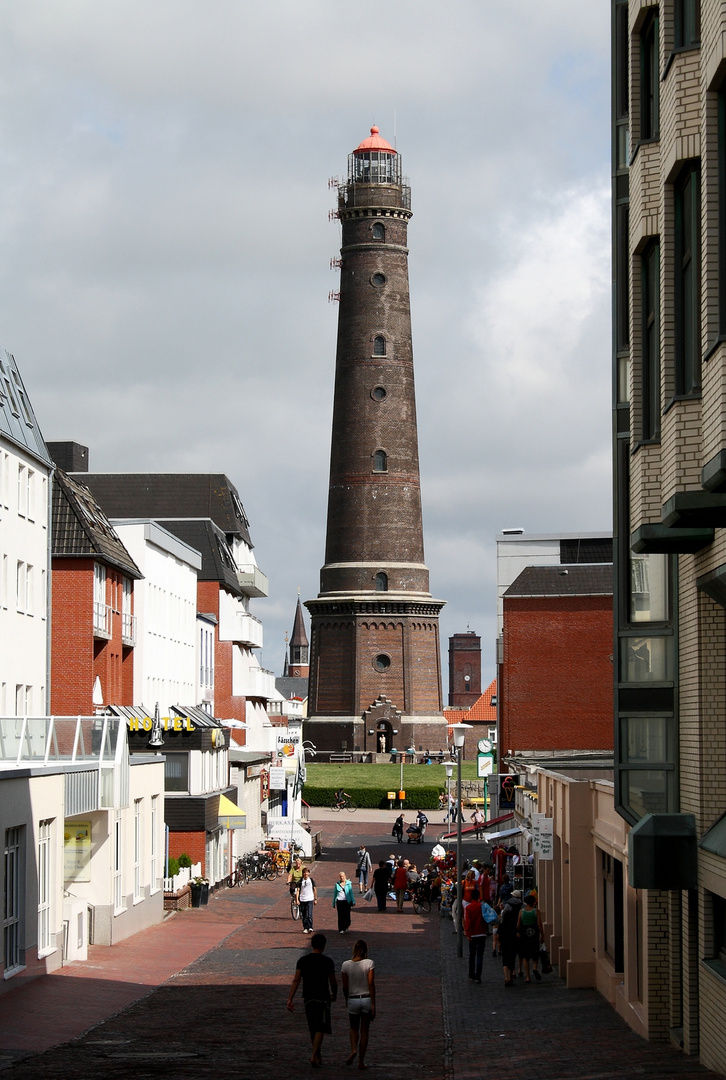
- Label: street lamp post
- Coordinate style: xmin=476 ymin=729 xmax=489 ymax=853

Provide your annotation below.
xmin=444 ymin=762 xmax=454 ymax=847
xmin=452 ymin=722 xmax=472 ymax=959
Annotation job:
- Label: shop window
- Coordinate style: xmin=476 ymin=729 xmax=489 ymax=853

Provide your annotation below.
xmin=164 ymin=753 xmax=189 ymax=793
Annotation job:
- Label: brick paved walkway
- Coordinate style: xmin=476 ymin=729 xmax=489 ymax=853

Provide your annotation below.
xmin=0 ymin=817 xmax=723 ymax=1078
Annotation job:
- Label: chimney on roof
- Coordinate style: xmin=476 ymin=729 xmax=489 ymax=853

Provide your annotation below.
xmin=47 ymin=441 xmax=89 ymax=472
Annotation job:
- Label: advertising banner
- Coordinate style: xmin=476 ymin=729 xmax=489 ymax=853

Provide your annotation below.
xmin=64 ymin=821 xmax=92 ymax=882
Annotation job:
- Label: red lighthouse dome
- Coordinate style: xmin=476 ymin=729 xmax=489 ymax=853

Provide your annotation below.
xmin=349 ymin=126 xmax=401 ymax=185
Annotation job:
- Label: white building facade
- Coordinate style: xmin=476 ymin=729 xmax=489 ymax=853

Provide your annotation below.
xmin=112 ymin=520 xmax=201 ymax=713
xmin=0 ymin=350 xmax=53 ymax=717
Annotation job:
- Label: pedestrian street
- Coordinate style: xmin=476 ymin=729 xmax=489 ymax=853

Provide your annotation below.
xmin=0 ymin=817 xmax=721 ymax=1079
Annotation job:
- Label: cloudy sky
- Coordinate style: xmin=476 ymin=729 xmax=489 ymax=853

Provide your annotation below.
xmin=1 ymin=1 xmax=611 ymax=690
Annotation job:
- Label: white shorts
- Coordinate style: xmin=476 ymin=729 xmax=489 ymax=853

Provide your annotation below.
xmin=347 ymin=995 xmax=372 ymax=1015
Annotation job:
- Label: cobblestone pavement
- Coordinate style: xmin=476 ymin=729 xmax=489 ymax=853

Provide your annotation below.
xmin=0 ymin=817 xmax=723 ymax=1078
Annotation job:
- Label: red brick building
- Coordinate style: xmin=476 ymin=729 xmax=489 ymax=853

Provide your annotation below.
xmin=50 ymin=470 xmax=141 ymax=715
xmin=499 ymin=564 xmax=613 ymax=755
xmin=448 ymin=631 xmax=482 ymax=707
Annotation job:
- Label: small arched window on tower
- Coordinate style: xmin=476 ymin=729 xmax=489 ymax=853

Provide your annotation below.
xmin=375 ymin=572 xmax=388 ymax=592
xmin=373 ymin=449 xmax=388 ymax=473
xmin=373 ymin=335 xmax=386 ymax=356
xmin=372 ymin=222 xmax=385 ymax=241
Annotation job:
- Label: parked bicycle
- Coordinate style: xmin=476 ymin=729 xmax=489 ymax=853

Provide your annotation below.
xmin=228 ymin=857 xmax=248 ymax=888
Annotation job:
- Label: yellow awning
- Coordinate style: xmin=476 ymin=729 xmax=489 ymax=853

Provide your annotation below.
xmin=219 ymin=793 xmax=246 ymax=830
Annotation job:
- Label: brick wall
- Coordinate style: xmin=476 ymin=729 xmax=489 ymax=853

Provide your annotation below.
xmin=51 ymin=559 xmax=133 ymax=714
xmin=500 ymin=594 xmax=613 ymax=752
xmin=168 ymin=830 xmax=206 ymax=873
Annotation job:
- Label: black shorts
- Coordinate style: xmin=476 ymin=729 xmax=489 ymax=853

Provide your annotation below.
xmin=304 ymin=999 xmax=332 ymax=1035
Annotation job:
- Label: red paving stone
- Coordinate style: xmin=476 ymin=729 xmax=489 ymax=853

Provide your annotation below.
xmin=0 ymin=817 xmax=723 ymax=1078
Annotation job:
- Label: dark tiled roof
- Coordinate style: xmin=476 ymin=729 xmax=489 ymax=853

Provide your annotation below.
xmin=155 ymin=519 xmax=242 ymax=593
xmin=275 ymin=676 xmax=309 ymax=700
xmin=290 ymin=597 xmax=309 ymax=648
xmin=0 ymin=349 xmax=53 ymax=467
xmin=505 ymin=564 xmax=613 ymax=598
xmin=52 ymin=470 xmax=142 ymax=579
xmin=76 ymin=473 xmax=252 ymax=546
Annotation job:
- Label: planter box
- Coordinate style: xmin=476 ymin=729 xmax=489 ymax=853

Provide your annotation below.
xmin=164 ymin=886 xmax=191 ymax=911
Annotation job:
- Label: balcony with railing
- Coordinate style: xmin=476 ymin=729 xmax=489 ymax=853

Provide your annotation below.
xmin=121 ymin=611 xmax=137 ymax=646
xmin=236 ymin=565 xmax=269 ymax=598
xmin=0 ymin=715 xmax=130 ymax=811
xmin=93 ymin=601 xmax=112 ymax=639
xmin=219 ymin=608 xmax=264 ymax=648
xmin=236 ymin=664 xmax=276 ymax=700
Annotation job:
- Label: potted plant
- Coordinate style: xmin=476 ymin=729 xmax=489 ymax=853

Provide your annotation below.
xmin=190 ymin=875 xmax=209 ymax=908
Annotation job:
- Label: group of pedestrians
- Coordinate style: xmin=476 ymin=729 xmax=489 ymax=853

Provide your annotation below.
xmin=287 ymin=934 xmax=376 ymax=1070
xmin=455 ymin=859 xmax=546 ymax=987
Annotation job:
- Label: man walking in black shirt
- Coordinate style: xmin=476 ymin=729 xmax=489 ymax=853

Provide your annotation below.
xmin=287 ymin=933 xmax=338 ymax=1067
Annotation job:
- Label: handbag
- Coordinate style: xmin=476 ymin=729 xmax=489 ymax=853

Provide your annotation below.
xmin=364 ymin=887 xmax=374 ymax=902
xmin=481 ymin=902 xmax=498 ymax=924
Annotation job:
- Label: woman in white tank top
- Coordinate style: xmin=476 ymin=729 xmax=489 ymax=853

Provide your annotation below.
xmin=341 ymin=939 xmax=376 ymax=1069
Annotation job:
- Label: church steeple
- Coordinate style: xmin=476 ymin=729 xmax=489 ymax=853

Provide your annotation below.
xmin=289 ymin=596 xmax=309 ymax=678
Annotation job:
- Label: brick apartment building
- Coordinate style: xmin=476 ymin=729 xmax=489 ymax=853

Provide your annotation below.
xmin=606 ymin=1 xmax=726 ymax=1070
xmin=50 ymin=469 xmax=141 ymax=715
xmin=499 ymin=564 xmax=614 ymax=756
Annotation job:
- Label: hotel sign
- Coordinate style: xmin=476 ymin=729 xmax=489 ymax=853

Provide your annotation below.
xmin=128 ymin=716 xmax=194 ymax=732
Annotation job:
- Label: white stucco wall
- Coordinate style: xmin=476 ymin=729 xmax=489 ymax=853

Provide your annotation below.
xmin=112 ymin=521 xmax=201 ymax=713
xmin=0 ymin=441 xmax=50 ymax=715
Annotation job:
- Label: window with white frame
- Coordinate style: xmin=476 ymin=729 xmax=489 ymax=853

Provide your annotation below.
xmin=37 ymin=820 xmax=52 ymax=956
xmin=113 ymin=812 xmax=124 ymax=913
xmin=150 ymin=795 xmax=158 ymax=892
xmin=16 ymin=561 xmax=26 ymax=613
xmin=17 ymin=464 xmax=27 ymax=517
xmin=26 ymin=469 xmax=35 ymax=522
xmin=133 ymin=800 xmax=142 ymax=901
xmin=94 ymin=563 xmax=108 ymax=635
xmin=4 ymin=826 xmax=23 ymax=974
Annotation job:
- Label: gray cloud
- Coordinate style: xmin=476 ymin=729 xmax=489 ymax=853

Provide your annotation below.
xmin=0 ymin=0 xmax=611 ymax=688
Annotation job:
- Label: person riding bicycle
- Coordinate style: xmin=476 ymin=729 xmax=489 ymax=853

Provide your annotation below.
xmin=288 ymin=856 xmax=304 ymax=896
xmin=335 ymin=787 xmax=351 ymax=810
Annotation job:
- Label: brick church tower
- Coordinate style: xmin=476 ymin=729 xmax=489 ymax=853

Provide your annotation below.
xmin=305 ymin=128 xmax=446 ymax=755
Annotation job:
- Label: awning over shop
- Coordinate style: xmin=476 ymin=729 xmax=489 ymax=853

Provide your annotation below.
xmin=218 ymin=794 xmax=246 ymax=830
xmin=485 ymin=827 xmax=522 ymax=841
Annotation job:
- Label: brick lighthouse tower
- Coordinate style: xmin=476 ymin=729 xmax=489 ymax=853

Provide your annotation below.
xmin=305 ymin=127 xmax=446 ymax=756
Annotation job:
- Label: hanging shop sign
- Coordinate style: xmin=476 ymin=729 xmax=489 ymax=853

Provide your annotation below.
xmin=477 ymin=753 xmax=494 ymax=778
xmin=499 ymin=774 xmax=519 ymax=811
xmin=64 ymin=821 xmax=92 ymax=882
xmin=269 ymin=766 xmax=287 ymax=791
xmin=532 ymin=813 xmax=554 ymax=861
xmin=276 ymin=730 xmax=300 ymax=758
